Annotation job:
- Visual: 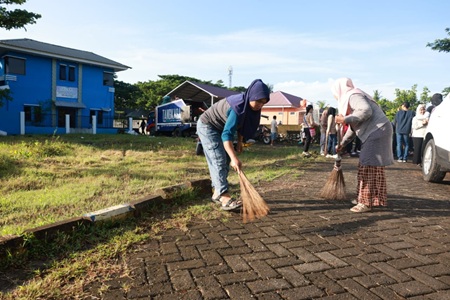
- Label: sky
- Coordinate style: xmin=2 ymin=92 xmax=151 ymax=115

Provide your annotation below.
xmin=1 ymin=0 xmax=449 ymax=108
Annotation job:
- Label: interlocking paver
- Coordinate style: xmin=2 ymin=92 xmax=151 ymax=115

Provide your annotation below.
xmin=389 ymin=280 xmax=435 ymax=298
xmin=276 ymin=266 xmax=310 ymax=287
xmin=4 ymin=153 xmax=450 ymax=299
xmin=403 ymin=268 xmax=450 ymax=290
xmin=338 ymin=278 xmax=381 ymax=300
xmin=246 ymin=278 xmax=291 ymax=294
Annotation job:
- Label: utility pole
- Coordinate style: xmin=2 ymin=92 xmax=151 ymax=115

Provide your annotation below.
xmin=228 ymin=66 xmax=233 ymax=88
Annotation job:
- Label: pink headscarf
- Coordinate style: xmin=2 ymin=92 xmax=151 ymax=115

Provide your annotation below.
xmin=332 ymin=77 xmax=373 ymax=117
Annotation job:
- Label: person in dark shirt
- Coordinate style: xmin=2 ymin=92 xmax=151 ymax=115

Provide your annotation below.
xmin=427 ymin=93 xmax=443 ymax=114
xmin=393 ymin=102 xmax=415 ymax=162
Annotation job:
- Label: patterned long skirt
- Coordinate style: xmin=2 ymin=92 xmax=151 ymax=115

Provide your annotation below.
xmin=356 ymin=164 xmax=387 ymax=207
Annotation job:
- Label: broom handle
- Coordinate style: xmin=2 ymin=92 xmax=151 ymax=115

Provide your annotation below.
xmin=336 ymin=124 xmax=342 ymax=160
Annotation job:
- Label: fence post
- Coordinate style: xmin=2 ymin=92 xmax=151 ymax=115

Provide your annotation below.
xmin=66 ymin=114 xmax=70 ymax=134
xmin=92 ymin=115 xmax=97 ymax=134
xmin=20 ymin=111 xmax=25 ymax=135
xmin=128 ymin=117 xmax=133 ymax=133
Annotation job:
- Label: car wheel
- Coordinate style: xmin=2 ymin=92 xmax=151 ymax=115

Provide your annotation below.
xmin=422 ymin=138 xmax=446 ymax=182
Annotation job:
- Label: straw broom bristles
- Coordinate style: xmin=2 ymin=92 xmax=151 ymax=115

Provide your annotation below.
xmin=238 ymin=171 xmax=270 ymax=223
xmin=320 ymin=122 xmax=346 ymax=200
xmin=319 ymin=156 xmax=346 ymax=200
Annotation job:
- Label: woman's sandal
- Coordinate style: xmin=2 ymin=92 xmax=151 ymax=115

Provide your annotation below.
xmin=221 ymin=198 xmax=242 ymax=211
xmin=211 ymin=196 xmax=221 ymax=204
xmin=350 ymin=203 xmax=371 ymax=213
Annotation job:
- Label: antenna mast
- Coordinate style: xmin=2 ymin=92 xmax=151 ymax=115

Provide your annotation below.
xmin=228 ymin=66 xmax=233 ymax=88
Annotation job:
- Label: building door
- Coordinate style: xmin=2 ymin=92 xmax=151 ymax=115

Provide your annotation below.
xmin=57 ymin=107 xmax=77 ymax=127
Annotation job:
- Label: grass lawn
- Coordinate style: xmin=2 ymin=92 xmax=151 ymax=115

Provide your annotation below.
xmin=0 ymin=133 xmax=316 ymax=299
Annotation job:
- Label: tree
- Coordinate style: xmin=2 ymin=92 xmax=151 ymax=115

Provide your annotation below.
xmin=316 ymin=100 xmax=328 ymax=111
xmin=0 ymin=88 xmax=12 ymax=108
xmin=0 ymin=0 xmax=41 ymax=30
xmin=419 ymin=86 xmax=430 ymax=104
xmin=372 ymin=90 xmax=382 ymax=102
xmin=427 ymin=28 xmax=450 ymax=95
xmin=381 ymin=85 xmax=423 ymax=121
xmin=426 ymin=28 xmax=450 ymax=53
xmin=114 ymin=80 xmax=142 ymax=111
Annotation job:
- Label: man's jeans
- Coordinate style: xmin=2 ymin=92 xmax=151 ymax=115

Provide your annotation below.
xmin=197 ymin=120 xmax=230 ymax=196
xmin=396 ymin=133 xmax=409 ymax=160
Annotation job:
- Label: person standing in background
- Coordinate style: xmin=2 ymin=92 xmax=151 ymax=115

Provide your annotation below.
xmin=302 ymin=105 xmax=317 ymax=157
xmin=394 ymin=102 xmax=415 ymax=162
xmin=325 ymin=107 xmax=337 ymax=158
xmin=411 ymin=104 xmax=429 ymax=166
xmin=270 ymin=115 xmax=278 ymax=146
xmin=427 ymin=93 xmax=443 ymax=115
xmin=140 ymin=119 xmax=147 ymax=135
xmin=319 ymin=107 xmax=329 ymax=155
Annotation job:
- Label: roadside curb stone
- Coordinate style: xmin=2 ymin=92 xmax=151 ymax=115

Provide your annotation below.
xmin=3 ymin=155 xmax=450 ymax=299
xmin=0 ymin=178 xmax=212 ymax=259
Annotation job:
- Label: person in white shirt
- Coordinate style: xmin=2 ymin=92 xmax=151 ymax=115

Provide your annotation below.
xmin=270 ymin=115 xmax=278 ymax=146
xmin=411 ymin=104 xmax=429 ymax=166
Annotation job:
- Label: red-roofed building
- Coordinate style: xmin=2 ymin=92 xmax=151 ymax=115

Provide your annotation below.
xmin=261 ymin=91 xmax=308 ymax=126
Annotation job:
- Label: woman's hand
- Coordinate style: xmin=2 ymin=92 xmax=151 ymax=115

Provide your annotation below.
xmin=230 ymin=158 xmax=242 ymax=173
xmin=335 ymin=114 xmax=345 ymax=125
xmin=224 ymin=140 xmax=242 ymax=173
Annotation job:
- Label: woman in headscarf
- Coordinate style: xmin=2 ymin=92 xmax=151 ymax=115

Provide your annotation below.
xmin=411 ymin=104 xmax=429 ymax=166
xmin=197 ymin=79 xmax=270 ymax=211
xmin=333 ymin=78 xmax=394 ymax=213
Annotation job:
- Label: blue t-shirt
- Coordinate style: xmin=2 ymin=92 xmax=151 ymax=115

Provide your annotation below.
xmin=222 ymin=109 xmax=238 ymax=142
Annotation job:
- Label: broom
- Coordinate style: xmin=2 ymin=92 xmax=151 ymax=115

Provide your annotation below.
xmin=319 ymin=124 xmax=346 ymax=200
xmin=238 ymin=171 xmax=270 ymax=223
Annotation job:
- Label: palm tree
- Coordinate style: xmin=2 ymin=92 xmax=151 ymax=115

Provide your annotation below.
xmin=316 ymin=100 xmax=328 ymax=112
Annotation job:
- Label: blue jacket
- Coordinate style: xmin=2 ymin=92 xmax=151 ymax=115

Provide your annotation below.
xmin=394 ymin=110 xmax=415 ymax=134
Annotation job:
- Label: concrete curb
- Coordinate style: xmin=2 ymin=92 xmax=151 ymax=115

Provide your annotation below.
xmin=0 ymin=178 xmax=211 ymax=259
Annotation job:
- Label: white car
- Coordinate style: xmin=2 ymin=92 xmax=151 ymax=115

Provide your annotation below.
xmin=422 ymin=94 xmax=450 ymax=182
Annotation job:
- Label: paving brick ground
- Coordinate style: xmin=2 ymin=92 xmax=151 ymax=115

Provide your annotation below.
xmin=83 ymin=156 xmax=450 ymax=299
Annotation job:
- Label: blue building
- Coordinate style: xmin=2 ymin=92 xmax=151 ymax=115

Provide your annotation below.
xmin=0 ymin=39 xmax=130 ymax=135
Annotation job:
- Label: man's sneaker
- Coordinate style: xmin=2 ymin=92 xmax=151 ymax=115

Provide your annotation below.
xmin=397 ymin=159 xmax=403 ymax=163
xmin=302 ymin=151 xmax=311 ymax=157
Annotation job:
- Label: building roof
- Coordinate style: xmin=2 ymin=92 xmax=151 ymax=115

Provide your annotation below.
xmin=165 ymin=81 xmax=240 ymax=106
xmin=0 ymin=38 xmax=130 ymax=72
xmin=266 ymin=91 xmax=303 ymax=108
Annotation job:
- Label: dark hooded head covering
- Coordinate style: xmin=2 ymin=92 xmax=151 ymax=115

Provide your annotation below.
xmin=227 ymin=79 xmax=270 ymax=141
xmin=431 ymin=93 xmax=443 ymax=107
